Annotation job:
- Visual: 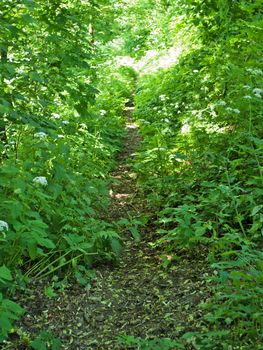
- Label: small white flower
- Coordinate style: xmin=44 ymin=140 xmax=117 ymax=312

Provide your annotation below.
xmin=253 ymin=88 xmax=263 ymax=97
xmin=51 ymin=113 xmax=60 ymax=119
xmin=33 ymin=176 xmax=48 ymax=186
xmin=99 ymin=109 xmax=107 ymax=115
xmin=244 ymin=95 xmax=252 ymax=100
xmin=247 ymin=68 xmax=263 ymax=76
xmin=159 ymin=94 xmax=166 ymax=101
xmin=226 ymin=107 xmax=240 ymax=114
xmin=0 ymin=220 xmax=9 ymax=233
xmin=217 ymin=100 xmax=226 ymax=106
xmin=193 ymin=69 xmax=199 ymax=73
xmin=181 ymin=123 xmax=191 ymax=135
xmin=155 ymin=147 xmax=166 ymax=151
xmin=62 ymin=120 xmax=69 ymax=125
xmin=34 ymin=132 xmax=47 ymax=139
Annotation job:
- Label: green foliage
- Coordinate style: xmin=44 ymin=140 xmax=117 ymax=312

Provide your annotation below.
xmin=118 ymin=335 xmax=183 ymax=350
xmin=117 ymin=215 xmax=148 ymax=241
xmin=0 ymin=0 xmax=132 ymax=342
xmin=1 ymin=0 xmax=262 ymax=346
xmin=30 ymin=331 xmax=61 ymax=350
xmin=0 ymin=265 xmax=24 ymax=342
xmin=131 ymin=0 xmax=263 ymax=347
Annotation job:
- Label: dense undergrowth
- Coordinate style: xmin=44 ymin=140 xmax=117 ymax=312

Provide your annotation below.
xmin=0 ymin=0 xmax=134 ymax=343
xmin=0 ymin=0 xmax=262 ymax=348
xmin=128 ymin=0 xmax=263 ymax=348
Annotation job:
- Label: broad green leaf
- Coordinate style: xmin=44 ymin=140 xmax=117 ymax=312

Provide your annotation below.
xmin=110 ymin=238 xmax=122 ymax=256
xmin=252 ymin=205 xmax=263 ymax=216
xmin=0 ymin=266 xmax=12 ymax=281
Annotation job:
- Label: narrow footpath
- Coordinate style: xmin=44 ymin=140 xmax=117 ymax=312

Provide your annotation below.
xmin=5 ymin=109 xmax=210 ymax=350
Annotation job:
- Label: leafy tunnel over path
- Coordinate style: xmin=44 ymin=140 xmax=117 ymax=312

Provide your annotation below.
xmin=0 ymin=1 xmax=262 ymax=349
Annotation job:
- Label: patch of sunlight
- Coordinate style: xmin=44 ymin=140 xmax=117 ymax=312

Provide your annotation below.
xmin=114 ymin=45 xmax=185 ymax=77
xmin=188 ymin=121 xmax=235 ymax=134
xmin=204 ymin=123 xmax=233 ymax=134
xmin=116 ymin=55 xmax=135 ymax=67
xmin=137 ymin=46 xmax=183 ymax=74
xmin=114 ymin=193 xmax=132 ymax=199
xmin=126 ymin=122 xmax=138 ymax=129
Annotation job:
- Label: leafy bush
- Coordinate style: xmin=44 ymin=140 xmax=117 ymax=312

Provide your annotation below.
xmin=0 ymin=0 xmax=135 ymax=341
xmin=131 ymin=0 xmax=263 ymax=347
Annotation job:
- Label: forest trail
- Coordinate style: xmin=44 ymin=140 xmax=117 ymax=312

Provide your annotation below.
xmin=7 ymin=110 xmax=209 ymax=350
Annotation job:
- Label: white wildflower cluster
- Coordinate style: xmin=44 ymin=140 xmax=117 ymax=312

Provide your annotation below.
xmin=216 ymin=100 xmax=227 ymax=106
xmin=33 ymin=176 xmax=48 ymax=186
xmin=51 ymin=113 xmax=60 ymax=119
xmin=159 ymin=94 xmax=168 ymax=101
xmin=0 ymin=220 xmax=9 ymax=232
xmin=253 ymin=88 xmax=263 ymax=98
xmin=247 ymin=68 xmax=263 ymax=76
xmin=0 ymin=220 xmax=9 ymax=238
xmin=226 ymin=107 xmax=240 ymax=114
xmin=153 ymin=103 xmax=174 ymax=120
xmin=99 ymin=109 xmax=107 ymax=116
xmin=34 ymin=131 xmax=48 ymax=139
xmin=181 ymin=122 xmax=191 ymax=135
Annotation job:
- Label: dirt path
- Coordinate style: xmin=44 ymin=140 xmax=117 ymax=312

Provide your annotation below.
xmin=4 ymin=110 xmax=210 ymax=350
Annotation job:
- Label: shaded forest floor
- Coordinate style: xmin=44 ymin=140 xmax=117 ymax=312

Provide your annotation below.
xmin=3 ymin=110 xmax=211 ymax=350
